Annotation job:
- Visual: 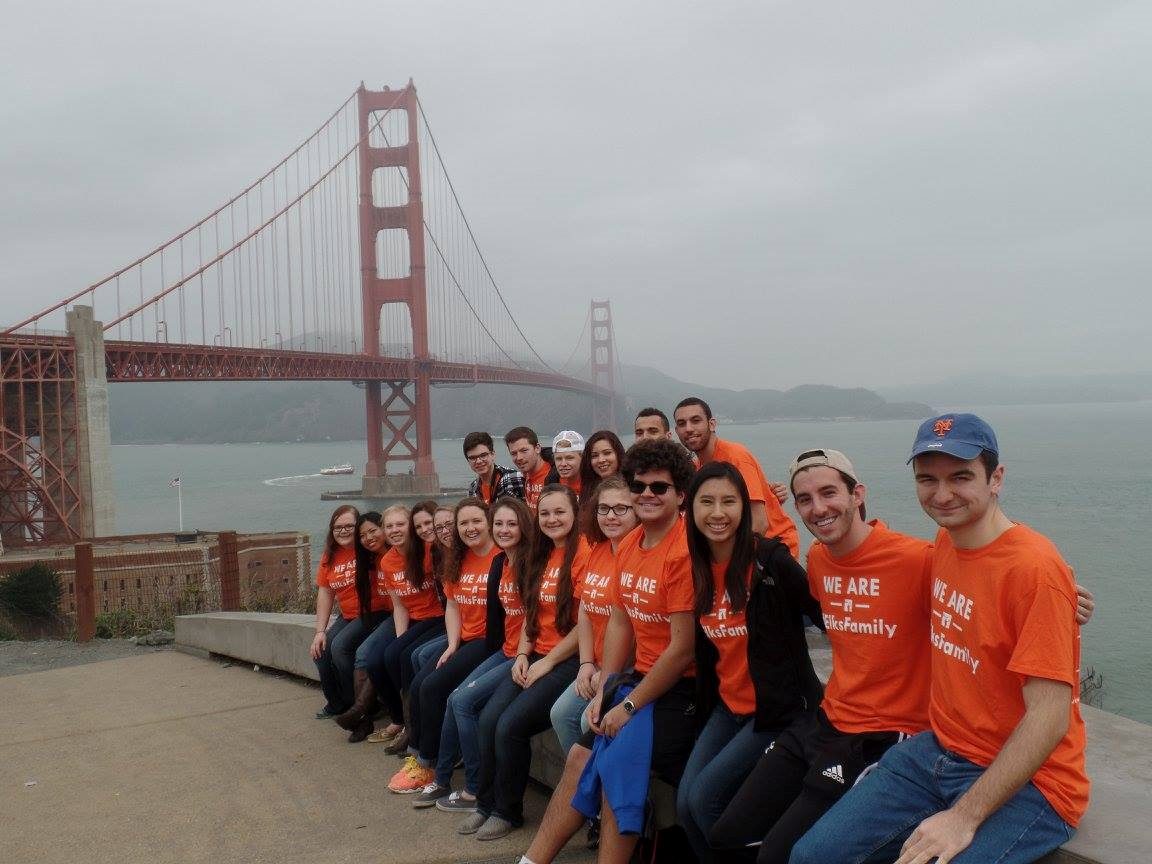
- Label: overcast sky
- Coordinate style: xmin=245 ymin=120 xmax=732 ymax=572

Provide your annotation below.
xmin=2 ymin=1 xmax=1149 ymax=391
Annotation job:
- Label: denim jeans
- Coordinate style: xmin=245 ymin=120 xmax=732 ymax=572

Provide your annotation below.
xmin=314 ymin=613 xmax=386 ymax=713
xmin=790 ymin=731 xmax=1075 ymax=864
xmin=410 ymin=638 xmax=491 ymax=762
xmin=362 ymin=617 xmax=445 ymax=723
xmin=434 ymin=652 xmax=512 ymax=790
xmin=476 ymin=654 xmax=579 ymax=825
xmin=549 ymin=679 xmax=591 ymax=755
xmin=412 ymin=634 xmax=448 ymax=677
xmin=677 ymin=703 xmax=777 ymax=863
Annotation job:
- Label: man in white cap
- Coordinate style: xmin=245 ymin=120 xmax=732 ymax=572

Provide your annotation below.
xmin=551 ymin=430 xmax=585 ymax=500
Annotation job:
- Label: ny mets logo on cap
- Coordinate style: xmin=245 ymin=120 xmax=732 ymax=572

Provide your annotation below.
xmin=908 ymin=413 xmax=999 ymax=464
xmin=933 ymin=418 xmax=954 ymax=438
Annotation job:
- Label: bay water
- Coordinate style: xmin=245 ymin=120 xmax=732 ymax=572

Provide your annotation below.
xmin=111 ymin=400 xmax=1152 ymax=723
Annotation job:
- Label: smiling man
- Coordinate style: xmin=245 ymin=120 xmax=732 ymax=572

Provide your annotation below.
xmin=791 ymin=415 xmax=1090 ymax=864
xmin=505 ymin=426 xmax=554 ymax=510
xmin=464 ymin=432 xmax=524 ymax=505
xmin=673 ymin=397 xmax=799 ymax=557
xmin=551 ymin=430 xmax=585 ymax=500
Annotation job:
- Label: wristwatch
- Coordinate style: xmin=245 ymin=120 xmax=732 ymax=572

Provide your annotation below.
xmin=622 ymin=698 xmax=636 ymax=716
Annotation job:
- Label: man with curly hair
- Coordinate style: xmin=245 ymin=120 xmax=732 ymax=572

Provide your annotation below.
xmin=518 ymin=439 xmax=698 ymax=864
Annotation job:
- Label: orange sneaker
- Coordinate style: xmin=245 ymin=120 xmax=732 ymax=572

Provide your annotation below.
xmin=388 ymin=757 xmax=435 ymax=794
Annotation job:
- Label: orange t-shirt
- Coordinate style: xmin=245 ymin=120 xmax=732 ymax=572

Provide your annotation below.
xmin=705 ymin=438 xmax=800 ymax=559
xmin=533 ymin=539 xmax=590 ymax=656
xmin=928 ymin=525 xmax=1089 ymax=827
xmin=559 ymin=474 xmax=582 ymax=501
xmin=524 ymin=462 xmax=552 ymax=510
xmin=378 ymin=546 xmax=443 ymax=621
xmin=316 ymin=546 xmax=360 ymax=620
xmin=498 ymin=558 xmax=526 ymax=658
xmin=612 ymin=519 xmax=695 ymax=676
xmin=446 ymin=545 xmax=500 ymax=642
xmin=700 ymin=561 xmax=755 ymax=715
xmin=579 ymin=540 xmax=618 ymax=664
xmin=367 ymin=551 xmax=393 ymax=614
xmin=807 ymin=520 xmax=933 ymax=735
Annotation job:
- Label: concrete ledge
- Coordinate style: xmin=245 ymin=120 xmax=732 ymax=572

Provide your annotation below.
xmin=175 ymin=612 xmax=320 ymax=681
xmin=175 ymin=613 xmax=1151 ymax=861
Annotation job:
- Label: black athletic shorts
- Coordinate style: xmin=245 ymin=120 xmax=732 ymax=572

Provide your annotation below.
xmin=771 ymin=708 xmax=906 ymax=797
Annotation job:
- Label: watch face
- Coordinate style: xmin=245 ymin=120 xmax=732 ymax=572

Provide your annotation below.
xmin=623 ymin=699 xmax=635 ymax=715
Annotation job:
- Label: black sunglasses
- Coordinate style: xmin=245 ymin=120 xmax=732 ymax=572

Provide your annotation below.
xmin=628 ymin=479 xmax=676 ymax=496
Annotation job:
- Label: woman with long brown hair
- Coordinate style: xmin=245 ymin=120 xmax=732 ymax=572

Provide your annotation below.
xmin=462 ymin=483 xmax=588 ymax=841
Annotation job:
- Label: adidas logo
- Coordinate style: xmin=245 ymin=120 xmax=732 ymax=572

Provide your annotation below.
xmin=821 ymin=764 xmax=845 ymax=784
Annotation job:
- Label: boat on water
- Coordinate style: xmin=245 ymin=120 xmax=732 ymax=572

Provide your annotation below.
xmin=319 ymin=463 xmax=355 ymax=476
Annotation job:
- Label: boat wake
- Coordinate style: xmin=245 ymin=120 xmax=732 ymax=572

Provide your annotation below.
xmin=264 ymin=474 xmax=323 ymax=486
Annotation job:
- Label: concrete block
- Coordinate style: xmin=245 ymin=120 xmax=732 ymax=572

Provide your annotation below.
xmin=175 ymin=612 xmax=320 ymax=681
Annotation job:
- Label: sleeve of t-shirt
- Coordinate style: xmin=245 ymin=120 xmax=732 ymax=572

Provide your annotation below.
xmin=734 ymin=453 xmax=769 ymax=503
xmin=663 ymin=550 xmax=695 ymax=614
xmin=315 ymin=562 xmax=330 ymax=589
xmin=608 ymin=546 xmax=625 ymax=611
xmin=1007 ymin=567 xmax=1079 ymax=690
xmin=571 ymin=543 xmax=591 ymax=597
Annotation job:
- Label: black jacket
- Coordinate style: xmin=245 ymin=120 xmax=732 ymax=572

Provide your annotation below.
xmin=484 ymin=551 xmax=508 ymax=656
xmin=696 ymin=536 xmax=825 ymax=732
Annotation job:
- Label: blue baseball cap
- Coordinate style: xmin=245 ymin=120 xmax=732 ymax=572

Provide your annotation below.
xmin=907 ymin=413 xmax=999 ymax=464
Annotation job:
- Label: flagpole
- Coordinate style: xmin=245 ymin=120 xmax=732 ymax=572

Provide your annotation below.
xmin=178 ymin=482 xmax=184 ymax=531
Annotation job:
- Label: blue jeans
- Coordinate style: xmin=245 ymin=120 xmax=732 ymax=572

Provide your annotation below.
xmin=790 ymin=731 xmax=1075 ymax=864
xmin=363 ymin=617 xmax=445 ymax=723
xmin=549 ymin=679 xmax=591 ymax=754
xmin=412 ymin=635 xmax=447 ymax=675
xmin=677 ymin=703 xmax=778 ymax=863
xmin=434 ymin=652 xmax=512 ymax=789
xmin=314 ymin=613 xmax=385 ymax=713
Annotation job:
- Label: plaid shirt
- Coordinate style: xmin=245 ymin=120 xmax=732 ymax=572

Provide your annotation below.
xmin=468 ymin=464 xmax=525 ymax=504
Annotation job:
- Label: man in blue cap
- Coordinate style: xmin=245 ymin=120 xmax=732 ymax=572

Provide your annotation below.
xmin=791 ymin=413 xmax=1090 ymax=864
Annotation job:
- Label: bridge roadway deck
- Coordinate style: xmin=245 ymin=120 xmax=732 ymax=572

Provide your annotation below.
xmin=0 ymin=649 xmax=592 ymax=864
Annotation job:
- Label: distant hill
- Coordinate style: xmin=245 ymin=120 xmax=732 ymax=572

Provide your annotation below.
xmin=878 ymin=372 xmax=1152 ymax=407
xmin=107 ymin=366 xmax=934 ymax=444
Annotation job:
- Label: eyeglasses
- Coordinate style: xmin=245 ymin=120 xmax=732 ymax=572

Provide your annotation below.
xmin=628 ymin=480 xmax=675 ymax=496
xmin=466 ymin=452 xmax=492 ymax=463
xmin=332 ymin=524 xmax=356 ymax=534
xmin=596 ymin=503 xmax=634 ymax=517
xmin=434 ymin=524 xmax=454 ymax=534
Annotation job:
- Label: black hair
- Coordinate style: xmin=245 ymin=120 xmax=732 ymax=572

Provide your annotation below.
xmin=621 ymin=439 xmax=696 ymax=494
xmin=634 ymin=407 xmax=670 ymax=432
xmin=353 ymin=511 xmax=383 ymax=622
xmin=685 ymin=462 xmax=753 ymax=618
xmin=578 ymin=429 xmax=626 ymax=501
xmin=674 ymin=396 xmax=712 ymax=421
xmin=405 ymin=501 xmax=437 ymax=590
xmin=463 ymin=431 xmax=494 ymax=455
xmin=979 ymin=450 xmax=1000 ymax=481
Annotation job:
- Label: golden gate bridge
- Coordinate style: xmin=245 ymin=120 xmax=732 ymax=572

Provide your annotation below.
xmin=0 ymin=81 xmax=621 ymax=546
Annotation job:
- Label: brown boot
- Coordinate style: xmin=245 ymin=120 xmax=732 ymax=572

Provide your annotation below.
xmin=335 ymin=670 xmax=376 ymax=731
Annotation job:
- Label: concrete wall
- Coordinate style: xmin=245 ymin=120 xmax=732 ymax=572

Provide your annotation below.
xmin=66 ymin=306 xmax=115 ymax=537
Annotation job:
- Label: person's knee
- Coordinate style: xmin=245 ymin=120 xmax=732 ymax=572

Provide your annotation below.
xmin=562 ymin=743 xmax=591 ymax=780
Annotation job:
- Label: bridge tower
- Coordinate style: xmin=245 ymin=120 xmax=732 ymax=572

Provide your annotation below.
xmin=590 ymin=300 xmax=619 ymax=432
xmin=356 ymin=82 xmax=439 ymax=496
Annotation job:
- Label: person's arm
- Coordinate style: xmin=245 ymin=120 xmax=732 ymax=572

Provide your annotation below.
xmin=749 ymin=501 xmax=769 ymax=537
xmin=310 ymin=585 xmax=335 ymax=660
xmin=895 ymin=676 xmax=1072 ymax=864
xmin=525 ymin=626 xmax=579 ymax=687
xmin=587 ymin=606 xmax=634 ymax=732
xmin=598 ymin=610 xmax=694 ymax=738
xmin=438 ymin=597 xmax=462 ymax=668
xmin=574 ymin=606 xmax=599 ymax=699
xmin=391 ymin=593 xmax=411 ymax=637
xmin=511 ymin=622 xmax=536 ymax=686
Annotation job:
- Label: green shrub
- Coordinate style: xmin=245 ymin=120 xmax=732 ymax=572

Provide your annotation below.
xmin=94 ymin=608 xmax=148 ymax=639
xmin=0 ymin=562 xmax=63 ymax=620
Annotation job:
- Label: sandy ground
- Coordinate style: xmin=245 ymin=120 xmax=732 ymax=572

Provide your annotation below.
xmin=0 ymin=649 xmax=594 ymax=864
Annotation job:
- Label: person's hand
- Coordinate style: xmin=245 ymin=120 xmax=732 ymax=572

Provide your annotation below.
xmin=598 ymin=703 xmax=631 ymax=738
xmin=770 ymin=482 xmax=789 ymax=505
xmin=309 ymin=631 xmax=326 ymax=661
xmin=436 ymin=646 xmax=456 ymax=668
xmin=1074 ymin=584 xmax=1095 ymax=625
xmin=586 ymin=691 xmax=605 ymax=734
xmin=575 ymin=663 xmax=599 ymax=700
xmin=894 ymin=808 xmax=979 ymax=864
xmin=511 ymin=654 xmax=530 ymax=686
xmin=523 ymin=657 xmax=552 ymax=688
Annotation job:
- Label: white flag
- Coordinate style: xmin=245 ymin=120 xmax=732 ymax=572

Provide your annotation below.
xmin=170 ymin=477 xmax=181 ymax=487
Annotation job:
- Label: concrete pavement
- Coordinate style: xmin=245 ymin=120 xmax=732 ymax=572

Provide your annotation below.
xmin=0 ymin=650 xmax=591 ymax=864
